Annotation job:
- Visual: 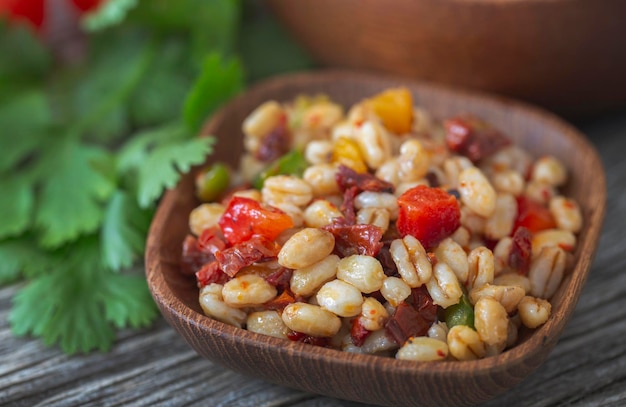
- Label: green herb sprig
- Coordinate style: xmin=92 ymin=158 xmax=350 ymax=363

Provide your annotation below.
xmin=0 ymin=0 xmax=312 ymax=353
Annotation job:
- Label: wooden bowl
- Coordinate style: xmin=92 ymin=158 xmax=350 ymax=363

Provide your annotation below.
xmin=266 ymin=0 xmax=626 ymax=116
xmin=145 ymin=70 xmax=606 ymax=407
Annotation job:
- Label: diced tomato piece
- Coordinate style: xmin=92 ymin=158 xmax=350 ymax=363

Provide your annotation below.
xmin=514 ymin=196 xmax=556 ymax=233
xmin=396 ymin=185 xmax=461 ymax=249
xmin=218 ymin=196 xmax=294 ymax=245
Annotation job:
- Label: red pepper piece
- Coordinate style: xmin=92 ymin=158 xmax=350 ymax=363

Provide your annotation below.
xmin=218 ymin=196 xmax=294 ymax=245
xmin=263 ymin=289 xmax=296 ymax=311
xmin=396 ymin=185 xmax=461 ymax=249
xmin=514 ymin=196 xmax=556 ymax=233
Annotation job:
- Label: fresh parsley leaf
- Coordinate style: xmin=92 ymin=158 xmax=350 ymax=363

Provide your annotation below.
xmin=9 ymin=236 xmax=155 ymax=354
xmin=0 ymin=175 xmax=34 ymax=239
xmin=137 ymin=136 xmax=215 ymax=208
xmin=101 ymin=190 xmax=153 ymax=271
xmin=128 ymin=39 xmax=193 ymax=127
xmin=70 ymin=28 xmax=155 ymax=141
xmin=0 ymin=235 xmax=56 ymax=283
xmin=99 ymin=271 xmax=158 ymax=329
xmin=34 ymin=139 xmax=116 ymax=248
xmin=0 ymin=21 xmax=51 ymax=87
xmin=183 ymin=53 xmax=244 ymax=132
xmin=0 ymin=90 xmax=51 ymax=172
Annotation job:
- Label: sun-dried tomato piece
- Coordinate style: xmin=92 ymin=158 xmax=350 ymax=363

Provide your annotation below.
xmin=324 ymin=219 xmax=384 ymax=257
xmin=218 ymin=196 xmax=294 ymax=245
xmin=180 ymin=235 xmax=214 ymax=276
xmin=384 ymin=302 xmax=432 ymax=345
xmin=215 ymin=235 xmax=281 ymax=277
xmin=350 ymin=317 xmax=371 ymax=347
xmin=340 ymin=185 xmax=359 ymax=224
xmin=376 ymin=244 xmax=398 ymax=276
xmin=509 ymin=226 xmax=532 ymax=275
xmin=264 ymin=267 xmax=293 ymax=291
xmin=287 ymin=331 xmax=331 ymax=347
xmin=396 ymin=185 xmax=461 ymax=249
xmin=408 ymin=286 xmax=438 ymax=323
xmin=195 ymin=261 xmax=229 ymax=287
xmin=444 ymin=115 xmax=511 ymax=162
xmin=514 ymin=196 xmax=556 ymax=233
xmin=197 ymin=226 xmax=227 ymax=255
xmin=335 ymin=164 xmax=394 ymax=194
xmin=255 ymin=117 xmax=290 ymax=162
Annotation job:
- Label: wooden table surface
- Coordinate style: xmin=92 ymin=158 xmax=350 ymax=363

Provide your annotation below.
xmin=2 ymin=110 xmax=625 ymax=407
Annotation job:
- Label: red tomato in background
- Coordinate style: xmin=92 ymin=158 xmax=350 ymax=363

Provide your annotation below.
xmin=218 ymin=196 xmax=294 ymax=245
xmin=0 ymin=0 xmax=102 ymax=31
xmin=396 ymin=185 xmax=461 ymax=249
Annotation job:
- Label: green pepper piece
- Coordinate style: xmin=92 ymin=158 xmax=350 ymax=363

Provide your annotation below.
xmin=253 ymin=149 xmax=307 ymax=189
xmin=445 ymin=293 xmax=475 ymax=330
xmin=195 ymin=162 xmax=230 ymax=202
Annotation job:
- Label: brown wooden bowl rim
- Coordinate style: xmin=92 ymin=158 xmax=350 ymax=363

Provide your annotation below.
xmin=146 ymin=69 xmax=606 ymax=378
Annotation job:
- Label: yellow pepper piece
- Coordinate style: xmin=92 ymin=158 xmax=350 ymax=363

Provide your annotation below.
xmin=332 ymin=137 xmax=368 ymax=173
xmin=367 ymin=87 xmax=413 ymax=134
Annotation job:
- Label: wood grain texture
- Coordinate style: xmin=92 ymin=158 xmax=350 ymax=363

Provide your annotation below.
xmin=2 ymin=75 xmax=623 ymax=407
xmin=143 ymin=71 xmax=605 ymax=407
xmin=267 ymin=0 xmax=626 ymax=116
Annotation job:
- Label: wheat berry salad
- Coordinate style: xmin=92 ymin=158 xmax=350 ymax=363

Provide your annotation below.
xmin=179 ymin=88 xmax=582 ymax=362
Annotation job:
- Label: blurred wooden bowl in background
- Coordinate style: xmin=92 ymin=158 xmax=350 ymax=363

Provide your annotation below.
xmin=267 ymin=0 xmax=626 ymax=117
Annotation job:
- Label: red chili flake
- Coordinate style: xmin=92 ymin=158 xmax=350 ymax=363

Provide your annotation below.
xmin=350 ymin=318 xmax=372 ymax=347
xmin=180 ymin=235 xmax=215 ymax=276
xmin=437 ymin=349 xmax=446 ymax=358
xmin=444 ymin=115 xmax=511 ymax=162
xmin=509 ymin=226 xmax=532 ymax=275
xmin=215 ymin=235 xmax=281 ymax=277
xmin=335 ymin=164 xmax=394 ymax=194
xmin=427 ymin=252 xmax=438 ymax=266
xmin=255 ymin=120 xmax=290 ymax=162
xmin=195 ymin=261 xmax=229 ymax=287
xmin=385 ymin=303 xmax=432 ymax=345
xmin=324 ymin=218 xmax=384 ymax=257
xmin=286 ymin=331 xmax=331 ymax=347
